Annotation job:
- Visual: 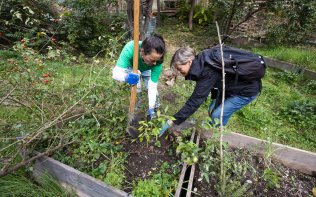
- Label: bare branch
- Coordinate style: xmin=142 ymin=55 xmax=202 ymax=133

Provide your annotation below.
xmin=0 ymin=140 xmax=75 ymax=178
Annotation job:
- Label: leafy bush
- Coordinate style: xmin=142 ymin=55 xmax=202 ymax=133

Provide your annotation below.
xmin=274 ymin=70 xmax=300 ymax=84
xmin=280 ymin=100 xmax=316 ymax=131
xmin=177 ymin=2 xmax=214 ymax=25
xmin=304 ymin=80 xmax=316 ymax=94
xmin=265 ymin=0 xmax=316 ymax=44
xmin=58 ymin=0 xmax=128 ymax=57
xmin=1 ymin=0 xmax=59 ymax=47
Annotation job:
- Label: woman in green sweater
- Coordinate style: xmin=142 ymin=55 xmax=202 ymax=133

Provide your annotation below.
xmin=112 ymin=34 xmax=166 ymax=119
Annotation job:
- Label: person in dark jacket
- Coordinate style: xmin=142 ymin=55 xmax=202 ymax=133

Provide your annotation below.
xmin=159 ymin=47 xmax=261 ymax=136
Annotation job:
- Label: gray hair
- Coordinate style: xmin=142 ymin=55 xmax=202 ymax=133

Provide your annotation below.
xmin=170 ymin=47 xmax=196 ymax=68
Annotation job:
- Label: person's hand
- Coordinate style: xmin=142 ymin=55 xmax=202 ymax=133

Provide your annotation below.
xmin=159 ymin=120 xmax=172 ymax=136
xmin=148 ymin=108 xmax=155 ymax=120
xmin=208 ymin=99 xmax=216 ymax=117
xmin=125 ymin=73 xmax=140 ymax=85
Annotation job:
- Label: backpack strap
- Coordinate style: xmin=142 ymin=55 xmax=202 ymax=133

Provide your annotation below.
xmin=232 ymin=58 xmax=239 ymax=84
xmin=215 ymin=88 xmax=220 ymax=109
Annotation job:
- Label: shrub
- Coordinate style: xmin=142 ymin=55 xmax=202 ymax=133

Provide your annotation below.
xmin=304 ymin=80 xmax=316 ymax=94
xmin=58 ymin=0 xmax=128 ymax=57
xmin=265 ymin=0 xmax=316 ymax=44
xmin=177 ymin=2 xmax=214 ymax=25
xmin=0 ymin=0 xmax=58 ymax=47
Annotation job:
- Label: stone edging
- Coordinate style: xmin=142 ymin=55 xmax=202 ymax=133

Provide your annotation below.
xmin=32 ymin=150 xmax=132 ymax=197
xmin=265 ymin=57 xmax=316 ymax=80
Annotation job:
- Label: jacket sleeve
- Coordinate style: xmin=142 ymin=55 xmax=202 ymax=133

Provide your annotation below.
xmin=173 ymin=69 xmax=221 ymax=125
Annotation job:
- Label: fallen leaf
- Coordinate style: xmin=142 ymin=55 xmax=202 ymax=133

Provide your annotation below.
xmin=312 ymin=188 xmax=316 ymax=196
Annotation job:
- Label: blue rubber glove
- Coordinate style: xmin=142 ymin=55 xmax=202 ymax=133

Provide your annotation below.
xmin=148 ymin=108 xmax=155 ymax=120
xmin=125 ymin=73 xmax=140 ymax=85
xmin=208 ymin=99 xmax=216 ymax=117
xmin=159 ymin=120 xmax=171 ymax=136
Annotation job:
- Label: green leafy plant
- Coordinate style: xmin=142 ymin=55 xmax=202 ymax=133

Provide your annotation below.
xmin=304 ymin=80 xmax=316 ymax=94
xmin=154 ymin=140 xmax=161 ymax=147
xmin=103 ymin=151 xmax=129 ymax=190
xmin=193 ymin=6 xmax=214 ymax=25
xmin=260 ymin=136 xmax=284 ymax=161
xmin=280 ymin=100 xmax=316 ymax=131
xmin=202 ymin=117 xmax=231 ymax=138
xmin=264 ymin=168 xmax=282 ymax=188
xmin=265 ymin=0 xmax=316 ymax=44
xmin=274 ymin=70 xmax=300 ymax=84
xmin=131 ymin=179 xmax=167 ymax=197
xmin=176 ymin=140 xmax=202 ymax=165
xmin=138 ymin=107 xmax=176 ymax=147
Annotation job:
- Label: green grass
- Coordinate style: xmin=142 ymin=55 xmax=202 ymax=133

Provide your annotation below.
xmin=252 ymin=45 xmax=316 ymax=72
xmin=0 ymin=169 xmax=75 ymax=197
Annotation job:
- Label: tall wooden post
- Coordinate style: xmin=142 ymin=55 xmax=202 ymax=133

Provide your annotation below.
xmin=129 ymin=0 xmax=140 ymax=114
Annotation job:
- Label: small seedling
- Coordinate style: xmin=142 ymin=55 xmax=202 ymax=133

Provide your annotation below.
xmin=155 ymin=141 xmax=161 ymax=147
xmin=264 ymin=168 xmax=282 ymax=188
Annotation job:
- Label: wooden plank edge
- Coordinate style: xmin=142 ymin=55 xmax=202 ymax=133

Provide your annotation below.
xmin=186 ymin=132 xmax=201 ymax=197
xmin=201 ymin=130 xmax=316 ymax=175
xmin=175 ymin=128 xmax=196 ymax=197
xmin=265 ymin=57 xmax=316 ymax=80
xmin=32 ymin=150 xmax=132 ymax=197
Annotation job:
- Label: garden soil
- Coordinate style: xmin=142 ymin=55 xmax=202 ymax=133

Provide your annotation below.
xmin=121 ymin=134 xmax=179 ymax=193
xmin=191 ymin=147 xmax=316 ymax=197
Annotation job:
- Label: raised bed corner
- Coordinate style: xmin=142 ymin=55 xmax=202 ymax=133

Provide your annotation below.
xmin=32 ymin=150 xmax=132 ymax=197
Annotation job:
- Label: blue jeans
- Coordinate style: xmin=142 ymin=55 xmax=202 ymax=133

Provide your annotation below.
xmin=211 ymin=94 xmax=258 ymax=127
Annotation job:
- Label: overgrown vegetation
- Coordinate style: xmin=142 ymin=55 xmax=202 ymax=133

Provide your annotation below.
xmin=1 ymin=1 xmax=316 ymax=196
xmin=0 ymin=170 xmax=75 ymax=197
xmin=252 ymin=46 xmax=316 ymax=72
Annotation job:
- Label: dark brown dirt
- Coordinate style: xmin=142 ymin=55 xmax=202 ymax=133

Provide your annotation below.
xmin=121 ymin=134 xmax=180 ymax=193
xmin=162 ymin=92 xmax=178 ymax=105
xmin=191 ymin=147 xmax=316 ymax=197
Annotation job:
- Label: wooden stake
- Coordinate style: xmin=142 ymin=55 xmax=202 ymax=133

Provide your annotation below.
xmin=129 ymin=0 xmax=140 ymax=114
xmin=216 ymin=21 xmax=225 ymax=176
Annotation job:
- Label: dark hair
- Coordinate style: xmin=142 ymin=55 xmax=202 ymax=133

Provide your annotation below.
xmin=140 ymin=34 xmax=166 ymax=63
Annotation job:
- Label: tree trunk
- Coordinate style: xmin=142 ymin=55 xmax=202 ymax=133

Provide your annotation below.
xmin=224 ymin=0 xmax=237 ymax=36
xmin=126 ymin=0 xmax=154 ymax=40
xmin=157 ymin=0 xmax=161 ymax=28
xmin=126 ymin=0 xmax=135 ymax=38
xmin=189 ymin=0 xmax=195 ymax=30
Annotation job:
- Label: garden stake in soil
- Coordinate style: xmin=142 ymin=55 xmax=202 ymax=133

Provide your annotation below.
xmin=126 ymin=0 xmax=140 ymax=139
xmin=216 ymin=21 xmax=225 ymax=177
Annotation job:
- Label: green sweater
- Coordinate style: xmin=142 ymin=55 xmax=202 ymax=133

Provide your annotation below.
xmin=116 ymin=40 xmax=162 ymax=83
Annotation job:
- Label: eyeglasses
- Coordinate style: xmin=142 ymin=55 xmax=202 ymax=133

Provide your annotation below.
xmin=141 ymin=58 xmax=163 ymax=65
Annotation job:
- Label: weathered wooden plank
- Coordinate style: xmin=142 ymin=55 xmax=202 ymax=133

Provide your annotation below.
xmin=186 ymin=132 xmax=200 ymax=197
xmin=32 ymin=151 xmax=132 ymax=197
xmin=201 ymin=130 xmax=316 ymax=175
xmin=175 ymin=128 xmax=196 ymax=197
xmin=265 ymin=57 xmax=316 ymax=80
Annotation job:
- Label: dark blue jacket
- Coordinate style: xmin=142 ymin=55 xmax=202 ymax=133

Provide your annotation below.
xmin=173 ymin=52 xmax=262 ymax=125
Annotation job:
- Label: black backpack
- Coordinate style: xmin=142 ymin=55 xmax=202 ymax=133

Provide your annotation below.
xmin=203 ymin=44 xmax=268 ymax=83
